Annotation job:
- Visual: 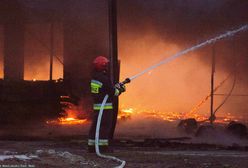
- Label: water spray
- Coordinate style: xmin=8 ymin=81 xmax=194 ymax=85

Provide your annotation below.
xmin=121 ymin=24 xmax=248 ymax=84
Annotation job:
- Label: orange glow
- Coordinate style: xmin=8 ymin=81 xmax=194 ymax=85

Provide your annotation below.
xmin=47 ymin=100 xmax=89 ymax=125
xmin=47 ymin=95 xmax=89 ymax=125
xmin=47 ymin=117 xmax=88 ymax=125
xmin=118 ymin=33 xmax=248 ymax=123
xmin=24 ymin=59 xmax=63 ymax=80
xmin=1 ymin=24 xmax=245 ymax=125
xmin=118 ymin=106 xmax=240 ymax=124
xmin=24 ymin=23 xmax=63 ymax=81
xmin=43 ymin=33 xmax=246 ymax=125
xmin=121 ymin=36 xmax=197 ymax=109
xmin=119 ymin=34 xmax=211 ymax=122
xmin=118 ymin=106 xmax=204 ymax=122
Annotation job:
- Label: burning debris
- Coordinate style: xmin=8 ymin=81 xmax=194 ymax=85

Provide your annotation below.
xmin=46 ymin=96 xmax=89 ymax=125
xmin=46 ymin=117 xmax=88 ymax=125
xmin=118 ymin=106 xmax=241 ymax=124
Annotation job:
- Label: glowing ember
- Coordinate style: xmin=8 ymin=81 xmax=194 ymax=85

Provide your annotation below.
xmin=46 ymin=106 xmax=241 ymax=125
xmin=118 ymin=108 xmax=134 ymax=120
xmin=58 ymin=117 xmax=87 ymax=125
xmin=46 ymin=95 xmax=90 ymax=125
xmin=118 ymin=107 xmax=239 ymax=124
xmin=47 ymin=117 xmax=87 ymax=125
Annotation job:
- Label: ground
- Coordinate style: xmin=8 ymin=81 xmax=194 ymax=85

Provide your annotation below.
xmin=0 ymin=140 xmax=248 ymax=168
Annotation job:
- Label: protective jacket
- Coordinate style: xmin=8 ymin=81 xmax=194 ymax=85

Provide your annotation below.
xmin=91 ymin=71 xmax=120 ymax=110
xmin=88 ymin=70 xmax=120 ymax=151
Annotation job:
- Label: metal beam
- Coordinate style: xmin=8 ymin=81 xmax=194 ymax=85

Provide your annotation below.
xmin=210 ymin=44 xmax=216 ymax=124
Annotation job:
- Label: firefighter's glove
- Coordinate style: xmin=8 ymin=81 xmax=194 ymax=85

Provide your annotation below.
xmin=115 ymin=83 xmax=126 ymax=93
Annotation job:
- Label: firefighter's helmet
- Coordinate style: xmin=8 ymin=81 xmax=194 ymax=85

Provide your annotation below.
xmin=93 ymin=56 xmax=109 ymax=71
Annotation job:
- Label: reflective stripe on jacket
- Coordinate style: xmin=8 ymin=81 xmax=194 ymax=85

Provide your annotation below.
xmin=88 ymin=139 xmax=108 ymax=146
xmin=91 ymin=80 xmax=103 ymax=94
xmin=93 ymin=103 xmax=113 ymax=110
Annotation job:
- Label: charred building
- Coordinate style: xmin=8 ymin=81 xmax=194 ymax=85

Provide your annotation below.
xmin=0 ymin=0 xmax=119 ymax=125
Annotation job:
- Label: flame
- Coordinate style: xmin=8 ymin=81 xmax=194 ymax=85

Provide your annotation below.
xmin=118 ymin=106 xmax=240 ymax=124
xmin=118 ymin=108 xmax=134 ymax=120
xmin=47 ymin=106 xmax=241 ymax=126
xmin=47 ymin=95 xmax=90 ymax=125
xmin=47 ymin=117 xmax=87 ymax=125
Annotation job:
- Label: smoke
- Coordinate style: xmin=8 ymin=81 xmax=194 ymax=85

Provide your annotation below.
xmin=118 ymin=0 xmax=248 ymax=123
xmin=118 ymin=0 xmax=248 ymax=44
xmin=116 ymin=116 xmax=184 ymax=138
xmin=24 ymin=23 xmax=63 ymax=80
xmin=118 ymin=0 xmax=248 ymax=75
xmin=115 ymin=116 xmax=248 ymax=146
xmin=1 ymin=1 xmax=248 ymax=140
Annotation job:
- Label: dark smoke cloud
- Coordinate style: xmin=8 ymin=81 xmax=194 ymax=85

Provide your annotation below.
xmin=118 ymin=0 xmax=248 ymax=44
xmin=118 ymin=0 xmax=248 ymax=79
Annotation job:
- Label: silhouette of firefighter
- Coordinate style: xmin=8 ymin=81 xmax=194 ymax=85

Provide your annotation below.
xmin=88 ymin=56 xmax=126 ymax=152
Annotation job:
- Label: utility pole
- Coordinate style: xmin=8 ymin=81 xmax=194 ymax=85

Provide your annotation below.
xmin=108 ymin=0 xmax=119 ymax=139
xmin=108 ymin=0 xmax=118 ymax=83
xmin=49 ymin=22 xmax=54 ymax=81
xmin=210 ymin=44 xmax=216 ymax=125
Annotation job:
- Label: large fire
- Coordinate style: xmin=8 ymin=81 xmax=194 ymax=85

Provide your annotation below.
xmin=47 ymin=105 xmax=240 ymax=126
xmin=9 ymin=31 xmax=245 ymax=126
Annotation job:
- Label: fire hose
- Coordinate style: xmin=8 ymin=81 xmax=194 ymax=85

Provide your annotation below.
xmin=95 ymin=24 xmax=248 ymax=167
xmin=95 ymin=94 xmax=126 ymax=168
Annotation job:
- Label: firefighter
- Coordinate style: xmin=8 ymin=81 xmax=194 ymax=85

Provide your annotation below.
xmin=88 ymin=56 xmax=126 ymax=152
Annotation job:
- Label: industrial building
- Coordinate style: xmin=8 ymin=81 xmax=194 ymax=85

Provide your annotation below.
xmin=0 ymin=0 xmax=119 ymax=125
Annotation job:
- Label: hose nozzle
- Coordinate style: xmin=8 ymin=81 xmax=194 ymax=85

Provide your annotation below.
xmin=120 ymin=78 xmax=131 ymax=85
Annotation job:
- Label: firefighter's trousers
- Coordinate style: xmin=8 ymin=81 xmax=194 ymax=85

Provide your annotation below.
xmin=88 ymin=109 xmax=113 ymax=152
